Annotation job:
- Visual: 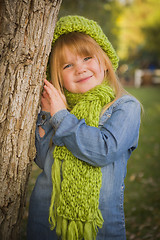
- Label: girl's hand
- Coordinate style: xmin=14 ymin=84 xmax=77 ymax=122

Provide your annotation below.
xmin=42 ymin=79 xmax=67 ymax=116
xmin=41 ymin=90 xmax=51 ymax=112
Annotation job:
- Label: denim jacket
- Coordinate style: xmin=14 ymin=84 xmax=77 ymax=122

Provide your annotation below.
xmin=27 ymin=95 xmax=141 ymax=240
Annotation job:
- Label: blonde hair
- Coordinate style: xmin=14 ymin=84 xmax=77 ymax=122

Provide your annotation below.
xmin=50 ymin=32 xmax=126 ymax=111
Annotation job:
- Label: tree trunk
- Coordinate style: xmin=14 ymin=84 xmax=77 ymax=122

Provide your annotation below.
xmin=0 ymin=0 xmax=62 ymax=239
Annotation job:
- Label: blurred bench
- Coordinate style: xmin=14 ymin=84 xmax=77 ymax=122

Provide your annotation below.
xmin=134 ymin=69 xmax=160 ymax=87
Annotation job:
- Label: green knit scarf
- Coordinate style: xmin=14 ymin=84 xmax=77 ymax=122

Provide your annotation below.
xmin=49 ymin=81 xmax=115 ymax=240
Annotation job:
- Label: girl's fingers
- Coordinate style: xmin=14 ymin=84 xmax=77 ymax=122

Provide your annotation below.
xmin=41 ymin=96 xmax=50 ymax=112
xmin=43 ymin=84 xmax=53 ymax=99
xmin=44 ymin=79 xmax=55 ymax=90
xmin=42 ymin=89 xmax=49 ymax=98
xmin=42 ymin=79 xmax=67 ymax=116
xmin=44 ymin=79 xmax=63 ymax=97
xmin=43 ymin=80 xmax=58 ymax=96
xmin=43 ymin=82 xmax=63 ymax=103
xmin=44 ymin=79 xmax=50 ymax=86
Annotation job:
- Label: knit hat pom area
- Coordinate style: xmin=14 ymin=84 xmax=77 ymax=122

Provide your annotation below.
xmin=52 ymin=15 xmax=119 ymax=70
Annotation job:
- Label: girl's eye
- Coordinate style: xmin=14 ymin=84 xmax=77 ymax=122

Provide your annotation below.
xmin=84 ymin=56 xmax=92 ymax=61
xmin=63 ymin=64 xmax=72 ymax=70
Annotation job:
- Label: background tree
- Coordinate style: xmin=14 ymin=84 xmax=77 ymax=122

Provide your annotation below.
xmin=0 ymin=0 xmax=62 ymax=239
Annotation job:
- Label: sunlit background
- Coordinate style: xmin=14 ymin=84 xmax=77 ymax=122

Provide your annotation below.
xmin=59 ymin=0 xmax=160 ymax=87
xmin=21 ymin=1 xmax=160 ymax=239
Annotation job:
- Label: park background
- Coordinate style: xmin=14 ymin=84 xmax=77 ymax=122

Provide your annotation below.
xmin=21 ymin=0 xmax=160 ymax=239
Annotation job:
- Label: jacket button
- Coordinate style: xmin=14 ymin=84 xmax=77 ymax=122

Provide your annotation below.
xmin=42 ymin=114 xmax=46 ymax=120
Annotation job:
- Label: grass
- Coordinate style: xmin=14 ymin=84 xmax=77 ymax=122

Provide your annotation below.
xmin=124 ymin=86 xmax=160 ymax=240
xmin=20 ymin=86 xmax=160 ymax=240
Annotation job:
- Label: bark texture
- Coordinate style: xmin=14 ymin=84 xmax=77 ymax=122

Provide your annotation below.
xmin=0 ymin=0 xmax=62 ymax=239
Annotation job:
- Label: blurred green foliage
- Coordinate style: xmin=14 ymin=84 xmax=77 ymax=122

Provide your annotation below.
xmin=118 ymin=0 xmax=160 ymax=69
xmin=59 ymin=0 xmax=160 ymax=69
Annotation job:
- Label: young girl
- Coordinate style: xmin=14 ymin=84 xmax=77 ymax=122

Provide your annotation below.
xmin=27 ymin=15 xmax=141 ymax=240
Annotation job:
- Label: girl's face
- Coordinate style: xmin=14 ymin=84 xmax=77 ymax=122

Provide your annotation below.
xmin=61 ymin=48 xmax=105 ymax=93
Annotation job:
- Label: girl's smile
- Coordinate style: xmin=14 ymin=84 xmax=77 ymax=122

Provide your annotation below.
xmin=76 ymin=74 xmax=93 ymax=83
xmin=61 ymin=48 xmax=105 ymax=93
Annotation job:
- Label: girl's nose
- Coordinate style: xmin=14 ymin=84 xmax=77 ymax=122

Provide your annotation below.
xmin=75 ymin=63 xmax=86 ymax=75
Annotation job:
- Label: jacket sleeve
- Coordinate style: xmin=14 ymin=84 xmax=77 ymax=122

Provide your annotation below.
xmin=34 ymin=111 xmax=53 ymax=169
xmin=34 ymin=110 xmax=69 ymax=169
xmin=51 ymin=96 xmax=141 ymax=167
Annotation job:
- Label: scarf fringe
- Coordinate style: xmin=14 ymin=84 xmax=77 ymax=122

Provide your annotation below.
xmin=49 ymin=210 xmax=103 ymax=240
xmin=49 ymin=149 xmax=62 ymax=230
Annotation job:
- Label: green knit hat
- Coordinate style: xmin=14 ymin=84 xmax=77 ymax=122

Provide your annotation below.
xmin=52 ymin=15 xmax=119 ymax=70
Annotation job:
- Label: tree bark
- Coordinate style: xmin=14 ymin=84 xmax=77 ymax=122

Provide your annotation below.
xmin=0 ymin=0 xmax=62 ymax=239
